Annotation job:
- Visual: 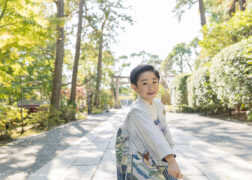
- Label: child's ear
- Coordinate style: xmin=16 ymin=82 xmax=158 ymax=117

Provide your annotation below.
xmin=131 ymin=84 xmax=138 ymax=92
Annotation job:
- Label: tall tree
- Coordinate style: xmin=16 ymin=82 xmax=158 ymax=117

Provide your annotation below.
xmin=69 ymin=0 xmax=84 ymax=120
xmin=198 ymin=0 xmax=206 ymax=26
xmin=173 ymin=0 xmax=206 ymax=26
xmin=166 ymin=42 xmax=193 ymax=74
xmin=0 ymin=0 xmax=53 ymax=104
xmin=51 ymin=0 xmax=64 ymax=110
xmin=130 ymin=51 xmax=162 ymax=70
xmin=83 ymin=0 xmax=133 ymax=108
xmin=238 ymin=0 xmax=246 ymax=11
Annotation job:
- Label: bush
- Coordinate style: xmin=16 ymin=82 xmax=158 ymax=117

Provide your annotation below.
xmin=158 ymin=85 xmax=171 ymax=105
xmin=166 ymin=105 xmax=195 ymax=113
xmin=174 ymin=74 xmax=190 ymax=105
xmin=209 ymin=37 xmax=252 ymax=111
xmin=29 ymin=104 xmax=63 ymax=129
xmin=99 ymin=89 xmax=115 ymax=110
xmin=247 ymin=110 xmax=252 ymax=121
xmin=187 ymin=73 xmax=196 ymax=108
xmin=190 ymin=66 xmax=223 ymax=114
xmin=0 ymin=102 xmax=27 ymax=138
xmin=60 ymin=104 xmax=76 ymax=122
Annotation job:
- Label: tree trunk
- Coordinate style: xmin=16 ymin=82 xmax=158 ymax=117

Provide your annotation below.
xmin=69 ymin=0 xmax=84 ymax=120
xmin=95 ymin=33 xmax=103 ymax=108
xmin=229 ymin=0 xmax=238 ymax=17
xmin=51 ymin=0 xmax=64 ymax=110
xmin=198 ymin=0 xmax=206 ymax=26
xmin=238 ymin=0 xmax=246 ymax=11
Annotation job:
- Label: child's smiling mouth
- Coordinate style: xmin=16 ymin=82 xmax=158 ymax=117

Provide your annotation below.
xmin=147 ymin=92 xmax=155 ymax=95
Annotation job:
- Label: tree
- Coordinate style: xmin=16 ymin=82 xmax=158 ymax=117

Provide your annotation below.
xmin=199 ymin=9 xmax=252 ymax=58
xmin=83 ymin=0 xmax=133 ymax=108
xmin=0 ymin=0 xmax=53 ymax=104
xmin=167 ymin=43 xmax=193 ymax=74
xmin=69 ymin=0 xmax=84 ymax=120
xmin=238 ymin=0 xmax=247 ymax=11
xmin=173 ymin=0 xmax=206 ymax=26
xmin=130 ymin=51 xmax=162 ymax=70
xmin=51 ymin=0 xmax=65 ymax=110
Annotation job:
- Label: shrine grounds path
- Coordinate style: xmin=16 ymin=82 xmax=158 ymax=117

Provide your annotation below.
xmin=1 ymin=107 xmax=252 ymax=180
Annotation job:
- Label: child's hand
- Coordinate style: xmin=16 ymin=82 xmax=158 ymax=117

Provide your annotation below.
xmin=165 ymin=154 xmax=183 ymax=179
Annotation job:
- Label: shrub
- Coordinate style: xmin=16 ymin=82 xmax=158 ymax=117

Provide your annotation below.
xmin=99 ymin=89 xmax=115 ymax=110
xmin=60 ymin=104 xmax=76 ymax=122
xmin=247 ymin=110 xmax=252 ymax=121
xmin=174 ymin=74 xmax=190 ymax=105
xmin=187 ymin=73 xmax=196 ymax=108
xmin=166 ymin=105 xmax=195 ymax=113
xmin=193 ymin=66 xmax=223 ymax=114
xmin=209 ymin=37 xmax=252 ymax=111
xmin=29 ymin=104 xmax=63 ymax=129
xmin=158 ymin=85 xmax=171 ymax=105
xmin=0 ymin=102 xmax=27 ymax=138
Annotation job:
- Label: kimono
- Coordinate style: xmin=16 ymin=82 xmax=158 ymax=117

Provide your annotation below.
xmin=115 ymin=96 xmax=177 ymax=180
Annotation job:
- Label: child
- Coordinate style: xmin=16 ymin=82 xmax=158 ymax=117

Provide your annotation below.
xmin=115 ymin=64 xmax=182 ymax=180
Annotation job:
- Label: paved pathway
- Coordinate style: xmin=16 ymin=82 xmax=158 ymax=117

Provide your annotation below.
xmin=0 ymin=110 xmax=118 ymax=180
xmin=1 ymin=108 xmax=252 ymax=180
xmin=167 ymin=112 xmax=252 ymax=164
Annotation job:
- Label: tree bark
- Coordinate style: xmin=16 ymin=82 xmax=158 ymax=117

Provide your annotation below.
xmin=94 ymin=18 xmax=107 ymax=108
xmin=94 ymin=33 xmax=103 ymax=108
xmin=198 ymin=0 xmax=206 ymax=26
xmin=69 ymin=0 xmax=84 ymax=119
xmin=238 ymin=0 xmax=246 ymax=11
xmin=51 ymin=0 xmax=64 ymax=110
xmin=229 ymin=0 xmax=238 ymax=17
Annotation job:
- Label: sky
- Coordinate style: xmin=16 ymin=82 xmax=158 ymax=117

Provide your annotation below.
xmin=111 ymin=0 xmax=202 ymax=76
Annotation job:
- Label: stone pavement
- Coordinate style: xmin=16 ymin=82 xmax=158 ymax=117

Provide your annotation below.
xmin=27 ymin=108 xmax=252 ymax=180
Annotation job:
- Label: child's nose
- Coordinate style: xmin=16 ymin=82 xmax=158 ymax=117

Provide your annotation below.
xmin=148 ymin=84 xmax=155 ymax=89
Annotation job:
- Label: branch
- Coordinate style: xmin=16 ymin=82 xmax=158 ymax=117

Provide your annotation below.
xmin=0 ymin=23 xmax=14 ymax=29
xmin=83 ymin=0 xmax=98 ymax=32
xmin=0 ymin=0 xmax=9 ymax=22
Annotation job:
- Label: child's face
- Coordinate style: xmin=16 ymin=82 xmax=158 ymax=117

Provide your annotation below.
xmin=131 ymin=71 xmax=159 ymax=104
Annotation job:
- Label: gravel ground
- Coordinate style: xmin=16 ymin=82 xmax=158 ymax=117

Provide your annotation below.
xmin=166 ymin=112 xmax=252 ymax=164
xmin=0 ymin=110 xmax=118 ymax=180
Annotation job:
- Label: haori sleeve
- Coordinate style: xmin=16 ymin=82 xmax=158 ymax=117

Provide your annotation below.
xmin=161 ymin=104 xmax=175 ymax=147
xmin=127 ymin=108 xmax=175 ymax=161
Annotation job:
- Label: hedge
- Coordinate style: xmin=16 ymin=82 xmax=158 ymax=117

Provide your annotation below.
xmin=174 ymin=74 xmax=190 ymax=105
xmin=187 ymin=66 xmax=222 ymax=113
xmin=209 ymin=37 xmax=252 ymax=111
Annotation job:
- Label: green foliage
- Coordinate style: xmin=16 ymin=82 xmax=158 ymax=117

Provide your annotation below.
xmin=166 ymin=43 xmax=193 ymax=74
xmin=99 ymin=89 xmax=114 ymax=110
xmin=187 ymin=74 xmax=196 ymax=108
xmin=174 ymin=74 xmax=190 ymax=105
xmin=172 ymin=0 xmax=197 ymax=22
xmin=29 ymin=104 xmax=64 ymax=129
xmin=166 ymin=105 xmax=195 ymax=113
xmin=60 ymin=104 xmax=76 ymax=122
xmin=187 ymin=66 xmax=222 ymax=113
xmin=28 ymin=104 xmax=50 ymax=129
xmin=158 ymin=84 xmax=170 ymax=105
xmin=132 ymin=90 xmax=138 ymax=101
xmin=247 ymin=110 xmax=252 ymax=121
xmin=200 ymin=9 xmax=252 ymax=57
xmin=209 ymin=37 xmax=252 ymax=110
xmin=0 ymin=102 xmax=27 ymax=138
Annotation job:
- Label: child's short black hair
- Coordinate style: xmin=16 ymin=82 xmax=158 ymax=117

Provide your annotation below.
xmin=130 ymin=64 xmax=160 ymax=86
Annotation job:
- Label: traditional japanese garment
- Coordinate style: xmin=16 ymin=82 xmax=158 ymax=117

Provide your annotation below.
xmin=115 ymin=96 xmax=177 ymax=180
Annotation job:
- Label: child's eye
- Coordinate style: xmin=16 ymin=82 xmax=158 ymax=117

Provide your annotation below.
xmin=143 ymin=83 xmax=147 ymax=85
xmin=153 ymin=81 xmax=157 ymax=84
